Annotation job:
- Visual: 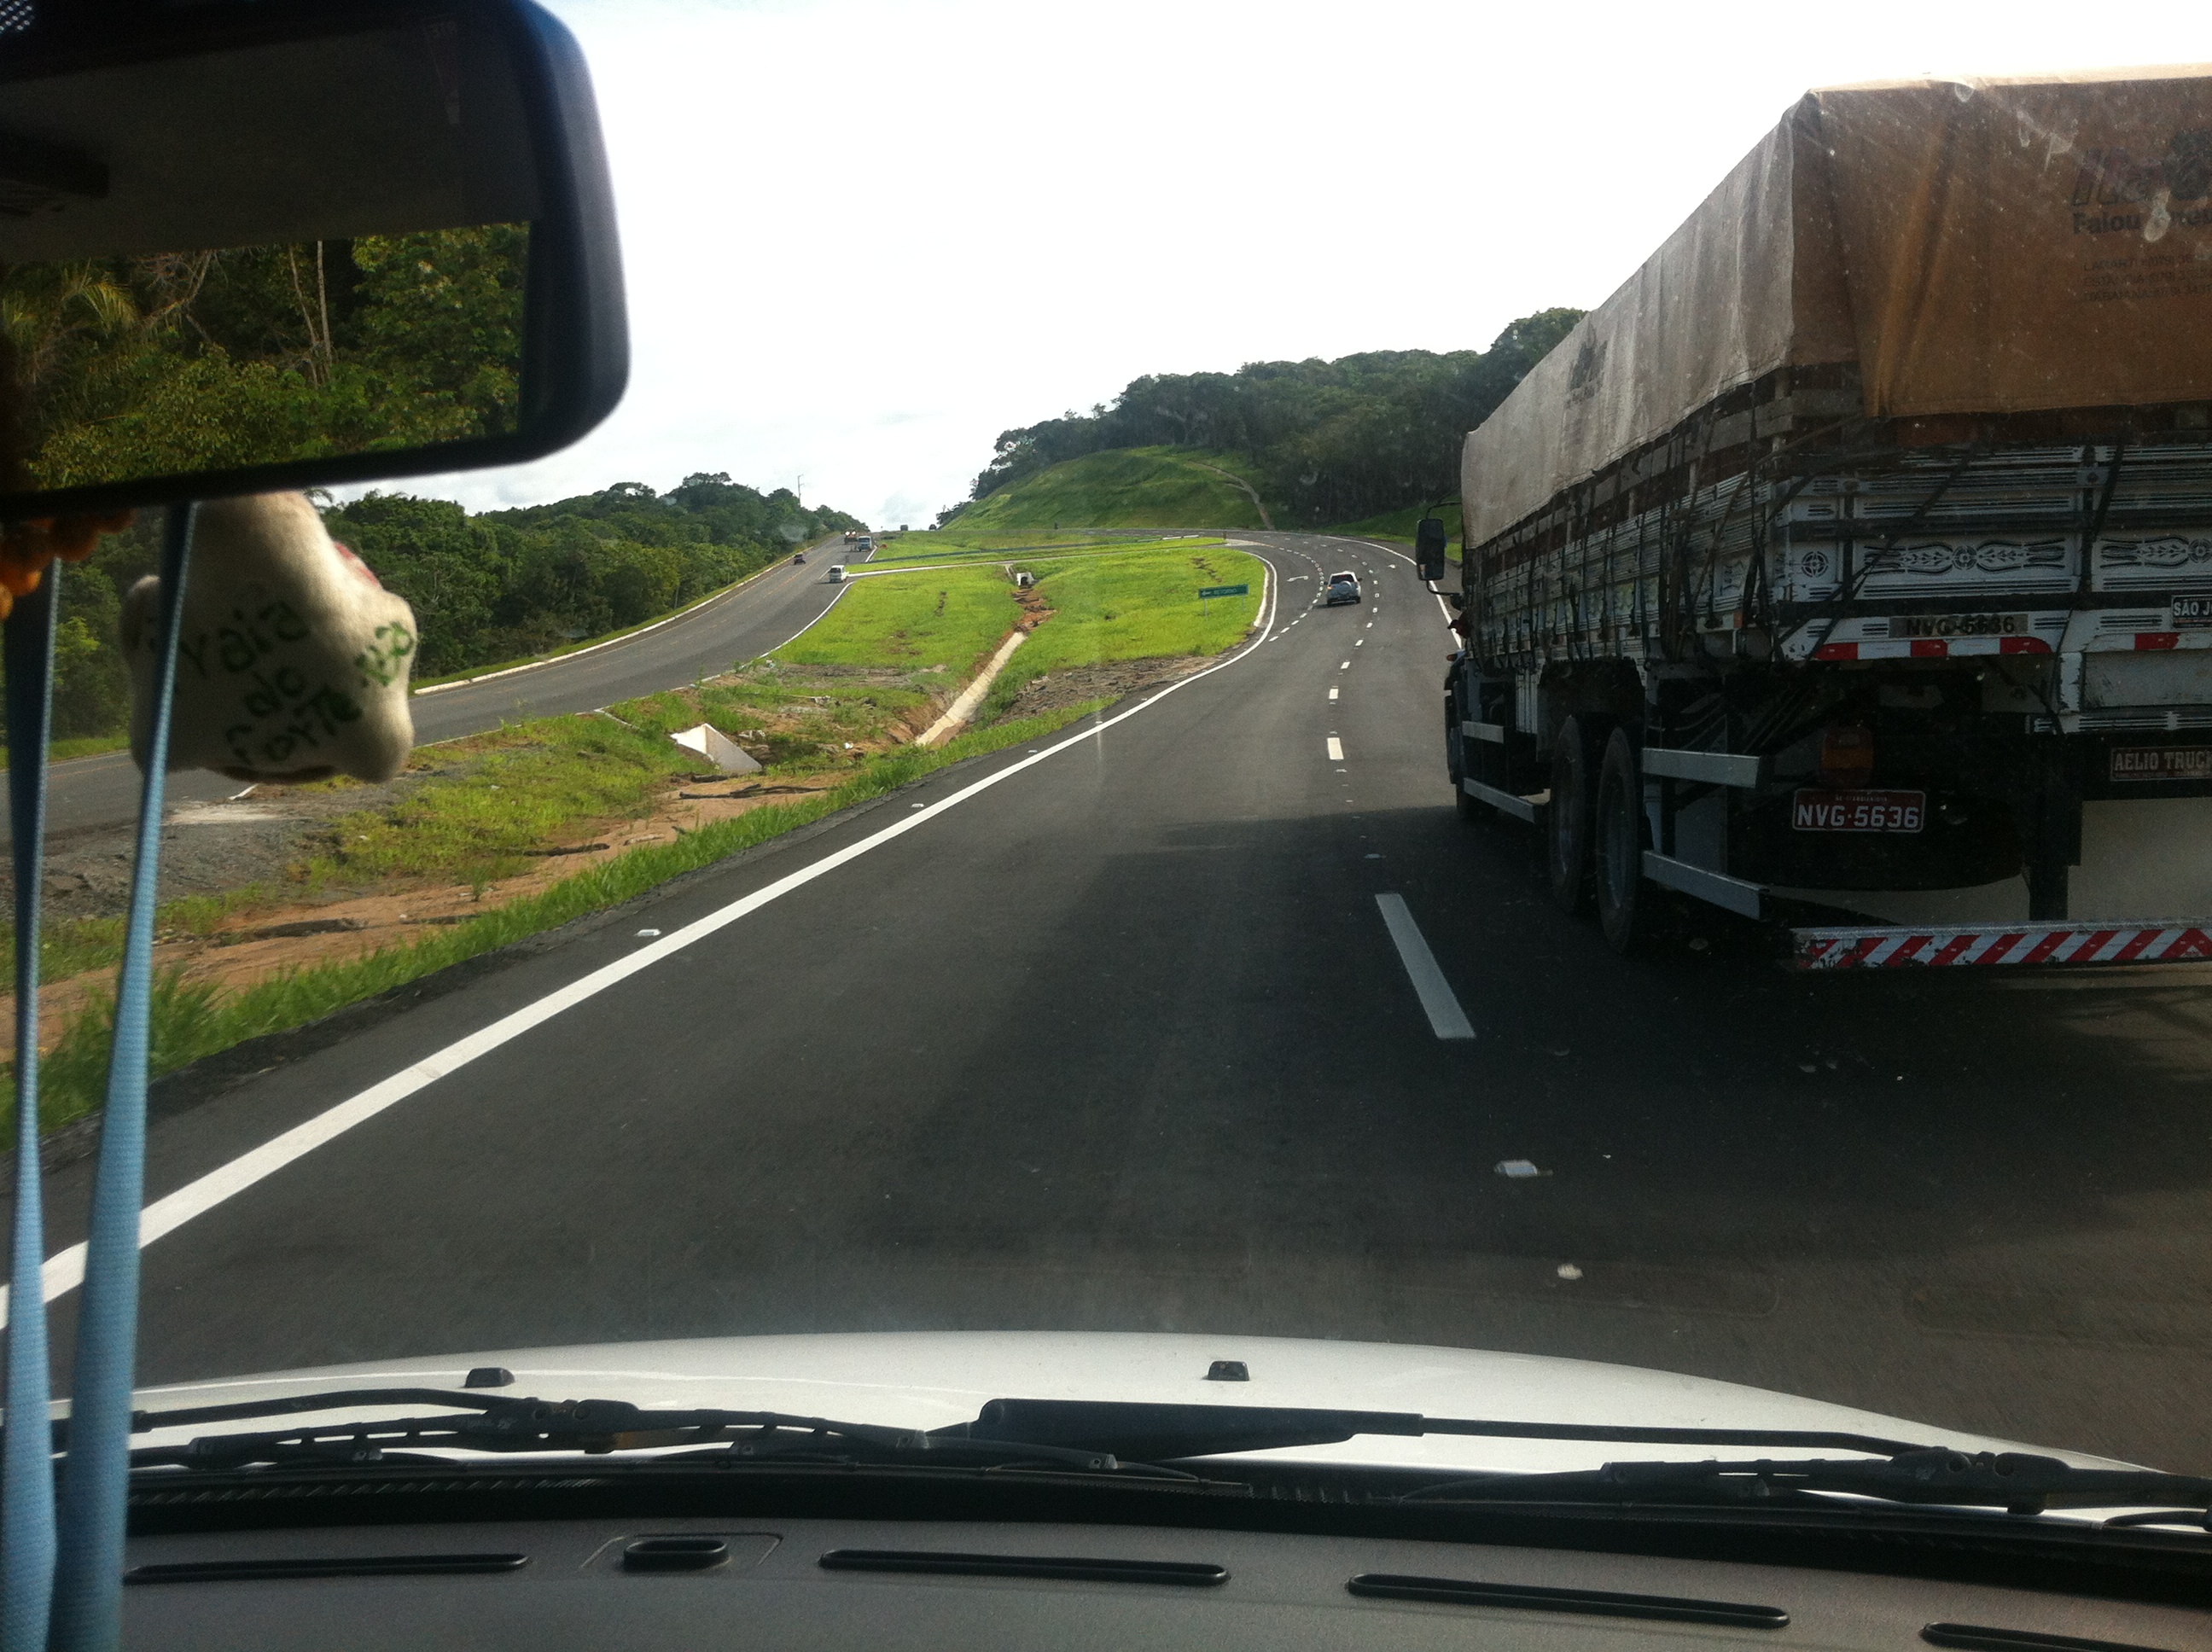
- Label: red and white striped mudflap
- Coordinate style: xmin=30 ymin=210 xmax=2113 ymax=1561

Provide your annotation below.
xmin=1793 ymin=920 xmax=2212 ymax=969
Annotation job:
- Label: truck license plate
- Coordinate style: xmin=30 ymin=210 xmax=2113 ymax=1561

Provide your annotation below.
xmin=1791 ymin=789 xmax=1925 ymax=832
xmin=2173 ymin=596 xmax=2212 ymax=627
xmin=2110 ymin=746 xmax=2212 ymax=782
xmin=1890 ymin=613 xmax=2030 ymax=638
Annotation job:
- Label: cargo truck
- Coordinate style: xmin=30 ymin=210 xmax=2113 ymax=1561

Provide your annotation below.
xmin=1435 ymin=66 xmax=2212 ymax=968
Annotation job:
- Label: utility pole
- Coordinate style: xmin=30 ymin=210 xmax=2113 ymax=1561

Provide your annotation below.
xmin=795 ymin=473 xmax=805 ymax=507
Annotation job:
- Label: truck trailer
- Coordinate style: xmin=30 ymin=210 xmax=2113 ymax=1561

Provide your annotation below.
xmin=1438 ymin=66 xmax=2212 ymax=967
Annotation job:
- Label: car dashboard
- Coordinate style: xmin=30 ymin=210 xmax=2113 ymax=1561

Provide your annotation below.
xmin=118 ymin=1514 xmax=2206 ymax=1650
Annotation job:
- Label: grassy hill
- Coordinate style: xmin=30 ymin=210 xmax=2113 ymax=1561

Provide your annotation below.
xmin=947 ymin=445 xmax=1465 ymax=543
xmin=950 ymin=446 xmax=1280 ymax=532
xmin=1327 ymin=500 xmax=1463 ymax=544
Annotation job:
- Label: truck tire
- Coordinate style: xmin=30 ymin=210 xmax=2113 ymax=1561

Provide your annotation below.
xmin=1447 ymin=697 xmax=1481 ymax=821
xmin=1546 ymin=713 xmax=1600 ymax=913
xmin=1594 ymin=727 xmax=1658 ymax=955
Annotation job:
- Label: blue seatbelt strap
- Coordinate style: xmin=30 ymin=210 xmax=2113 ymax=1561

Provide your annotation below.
xmin=1 ymin=565 xmax=61 ymax=1652
xmin=49 ymin=503 xmax=195 ymax=1652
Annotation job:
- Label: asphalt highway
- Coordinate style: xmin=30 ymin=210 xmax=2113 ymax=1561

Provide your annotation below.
xmin=5 ymin=533 xmax=870 ymax=844
xmin=19 ymin=532 xmax=2212 ymax=1474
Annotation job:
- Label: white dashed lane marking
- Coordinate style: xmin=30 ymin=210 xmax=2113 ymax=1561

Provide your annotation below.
xmin=1327 ymin=736 xmax=1344 ymax=761
xmin=1328 ymin=687 xmax=1338 ymax=701
xmin=1376 ymin=894 xmax=1476 ymax=1041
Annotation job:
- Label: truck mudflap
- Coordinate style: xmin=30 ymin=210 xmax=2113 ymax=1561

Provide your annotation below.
xmin=1793 ymin=921 xmax=2212 ymax=969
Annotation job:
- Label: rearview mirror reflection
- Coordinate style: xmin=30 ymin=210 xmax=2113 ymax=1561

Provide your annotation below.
xmin=0 ymin=224 xmax=528 ymax=492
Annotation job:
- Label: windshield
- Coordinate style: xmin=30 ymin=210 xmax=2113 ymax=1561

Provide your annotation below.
xmin=13 ymin=0 xmax=2212 ymax=1523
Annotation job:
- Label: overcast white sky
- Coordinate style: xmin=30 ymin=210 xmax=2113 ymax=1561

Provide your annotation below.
xmin=393 ymin=0 xmax=2212 ymax=524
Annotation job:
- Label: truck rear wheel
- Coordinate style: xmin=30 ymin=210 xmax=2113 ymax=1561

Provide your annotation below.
xmin=1447 ymin=696 xmax=1481 ymax=821
xmin=1546 ymin=714 xmax=1600 ymax=913
xmin=1594 ymin=728 xmax=1658 ymax=955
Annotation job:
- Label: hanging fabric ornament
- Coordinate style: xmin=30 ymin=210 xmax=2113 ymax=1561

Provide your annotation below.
xmin=121 ymin=492 xmax=418 ymax=783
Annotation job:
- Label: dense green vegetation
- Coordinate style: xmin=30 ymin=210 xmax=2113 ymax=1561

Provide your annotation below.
xmin=948 ymin=308 xmax=1581 ymax=529
xmin=3 ymin=227 xmax=529 ymax=490
xmin=952 ymin=447 xmax=1276 ymax=531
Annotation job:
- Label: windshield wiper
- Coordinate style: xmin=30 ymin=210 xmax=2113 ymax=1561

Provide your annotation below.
xmin=107 ymin=1388 xmax=1205 ymax=1480
xmin=944 ymin=1401 xmax=2209 ymax=1521
xmin=88 ymin=1391 xmax=2212 ymax=1520
xmin=1403 ymin=1451 xmax=2212 ymax=1521
xmin=944 ymin=1398 xmax=1940 ymax=1459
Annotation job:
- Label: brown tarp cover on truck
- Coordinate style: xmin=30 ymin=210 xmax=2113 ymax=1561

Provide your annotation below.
xmin=1460 ymin=66 xmax=2212 ymax=550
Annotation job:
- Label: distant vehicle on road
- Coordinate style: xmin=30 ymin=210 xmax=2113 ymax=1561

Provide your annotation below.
xmin=827 ymin=564 xmax=847 ymax=583
xmin=842 ymin=529 xmax=859 ymax=540
xmin=792 ymin=551 xmax=806 ymax=565
xmin=1323 ymin=571 xmax=1361 ymax=606
xmin=854 ymin=535 xmax=875 ymax=553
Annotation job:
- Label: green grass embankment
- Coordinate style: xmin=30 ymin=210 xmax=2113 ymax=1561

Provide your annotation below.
xmin=1013 ymin=545 xmax=1262 ymax=675
xmin=951 ymin=446 xmax=1280 ymax=532
xmin=781 ymin=540 xmax=1265 ymax=699
xmin=863 ymin=531 xmax=1197 ymax=565
xmin=775 ymin=566 xmax=1022 ymax=682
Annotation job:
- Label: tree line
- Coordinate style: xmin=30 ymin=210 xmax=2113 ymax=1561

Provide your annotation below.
xmin=950 ymin=308 xmax=1584 ymax=527
xmin=35 ymin=474 xmax=859 ymax=743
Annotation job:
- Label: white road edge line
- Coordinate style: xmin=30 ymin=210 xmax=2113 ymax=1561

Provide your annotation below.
xmin=765 ymin=578 xmax=856 ymax=654
xmin=1375 ymin=893 xmax=1476 ymax=1041
xmin=1326 ymin=736 xmax=1344 ymax=761
xmin=0 ymin=550 xmax=1282 ymax=1321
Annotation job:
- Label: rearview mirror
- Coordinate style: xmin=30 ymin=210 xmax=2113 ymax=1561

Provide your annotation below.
xmin=0 ymin=0 xmax=626 ymax=517
xmin=1414 ymin=515 xmax=1449 ymax=582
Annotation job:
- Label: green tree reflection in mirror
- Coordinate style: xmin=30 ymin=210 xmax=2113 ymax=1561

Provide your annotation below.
xmin=0 ymin=223 xmax=527 ymax=488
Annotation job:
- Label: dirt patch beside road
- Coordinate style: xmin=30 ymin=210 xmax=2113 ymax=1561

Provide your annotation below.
xmin=997 ymin=654 xmax=1214 ymax=722
xmin=0 ymin=768 xmax=845 ymax=1055
xmin=15 ymin=773 xmax=428 ymax=924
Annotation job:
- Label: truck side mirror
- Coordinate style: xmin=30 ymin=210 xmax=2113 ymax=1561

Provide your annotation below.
xmin=1414 ymin=515 xmax=1449 ymax=583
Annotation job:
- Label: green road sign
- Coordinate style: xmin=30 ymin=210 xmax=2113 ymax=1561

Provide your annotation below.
xmin=1197 ymin=584 xmax=1249 ymax=599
